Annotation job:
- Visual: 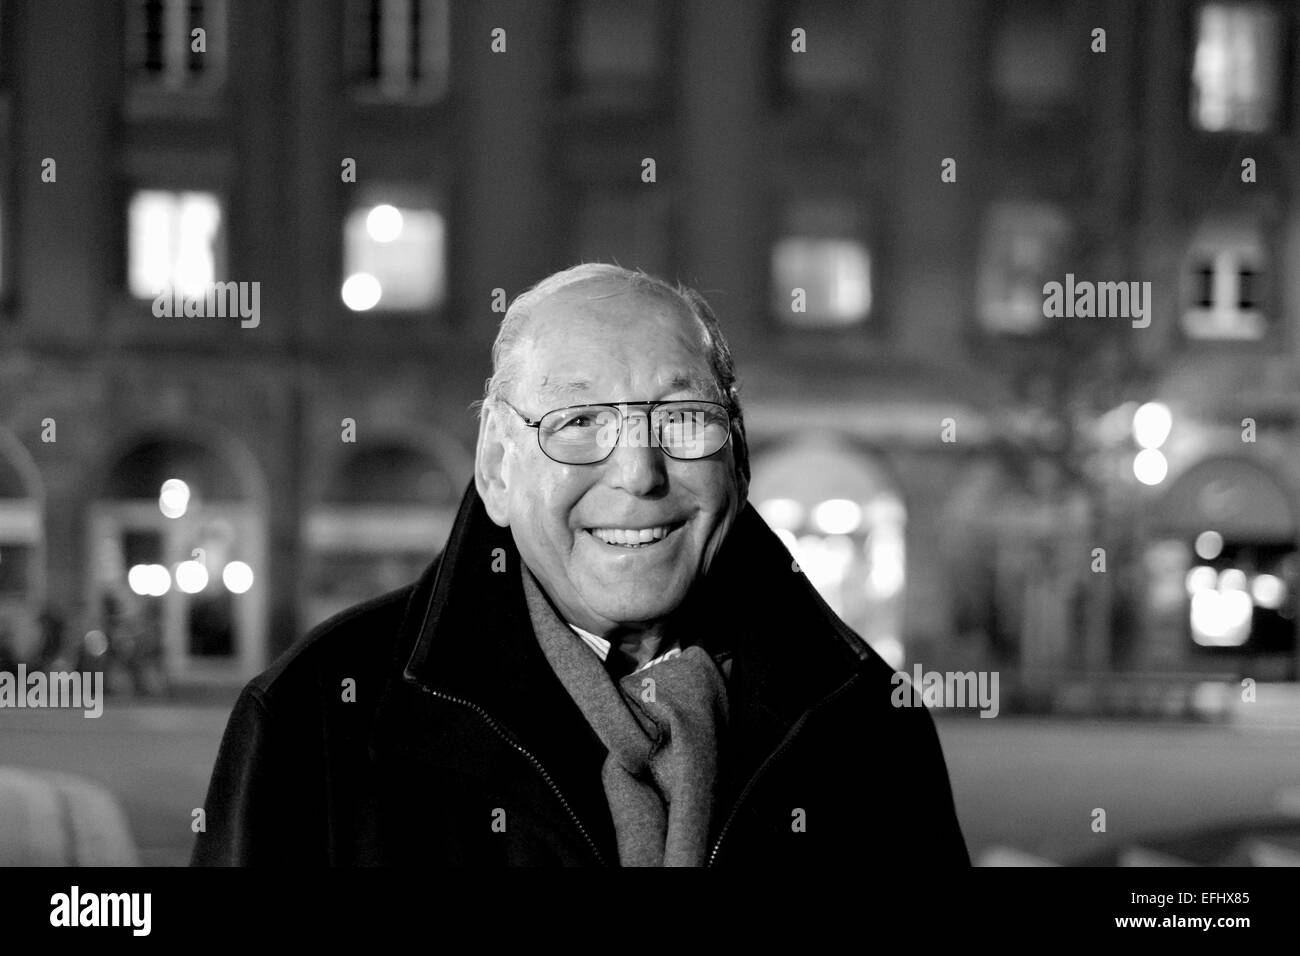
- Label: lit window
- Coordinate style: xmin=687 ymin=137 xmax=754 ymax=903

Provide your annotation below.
xmin=780 ymin=0 xmax=878 ymax=96
xmin=1191 ymin=3 xmax=1282 ymax=133
xmin=751 ymin=440 xmax=907 ymax=669
xmin=127 ymin=0 xmax=226 ymax=90
xmin=1183 ymin=223 xmax=1268 ymax=339
xmin=977 ymin=201 xmax=1071 ymax=334
xmin=128 ymin=189 xmax=222 ymax=299
xmin=771 ymin=199 xmax=871 ymax=327
xmin=347 ymin=0 xmax=450 ymax=100
xmin=574 ymin=189 xmax=670 ymax=278
xmin=342 ymin=202 xmax=446 ymax=312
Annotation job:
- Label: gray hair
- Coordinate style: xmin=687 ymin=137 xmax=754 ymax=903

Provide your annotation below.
xmin=476 ymin=262 xmax=748 ymax=482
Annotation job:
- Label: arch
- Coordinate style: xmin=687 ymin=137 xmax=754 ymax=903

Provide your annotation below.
xmin=324 ymin=437 xmax=466 ymax=506
xmin=309 ymin=421 xmax=473 ymax=508
xmin=90 ymin=419 xmax=269 ymax=508
xmin=747 ymin=431 xmax=905 ymax=512
xmin=747 ymin=432 xmax=908 ymax=668
xmin=84 ymin=419 xmax=271 ymax=682
xmin=1156 ymin=456 xmax=1296 ymax=543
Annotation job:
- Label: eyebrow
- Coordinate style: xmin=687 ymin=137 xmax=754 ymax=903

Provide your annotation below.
xmin=533 ymin=373 xmax=717 ymax=406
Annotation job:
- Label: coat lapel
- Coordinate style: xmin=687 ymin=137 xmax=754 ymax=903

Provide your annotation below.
xmin=369 ymin=480 xmax=875 ymax=861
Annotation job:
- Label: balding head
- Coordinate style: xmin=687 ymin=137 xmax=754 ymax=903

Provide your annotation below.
xmin=473 ymin=263 xmax=749 ymax=639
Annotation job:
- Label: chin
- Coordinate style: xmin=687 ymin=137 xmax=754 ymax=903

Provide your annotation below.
xmin=588 ymin=590 xmax=685 ymax=627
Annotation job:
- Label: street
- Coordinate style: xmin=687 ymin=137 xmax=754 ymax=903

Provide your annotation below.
xmin=1 ymin=699 xmax=1297 ymax=866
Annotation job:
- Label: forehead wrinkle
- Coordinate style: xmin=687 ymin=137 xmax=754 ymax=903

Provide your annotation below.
xmin=534 ymin=377 xmax=593 ymax=405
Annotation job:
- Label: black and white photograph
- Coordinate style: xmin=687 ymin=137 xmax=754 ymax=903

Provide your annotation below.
xmin=0 ymin=0 xmax=1295 ymax=936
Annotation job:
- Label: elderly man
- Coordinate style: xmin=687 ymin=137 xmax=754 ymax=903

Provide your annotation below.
xmin=193 ymin=263 xmax=969 ymax=867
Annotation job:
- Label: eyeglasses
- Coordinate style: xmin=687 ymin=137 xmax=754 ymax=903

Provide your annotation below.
xmin=498 ymin=398 xmax=734 ymax=465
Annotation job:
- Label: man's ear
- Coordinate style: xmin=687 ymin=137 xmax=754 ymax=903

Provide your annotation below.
xmin=732 ymin=417 xmax=751 ymax=510
xmin=474 ymin=405 xmax=511 ymax=528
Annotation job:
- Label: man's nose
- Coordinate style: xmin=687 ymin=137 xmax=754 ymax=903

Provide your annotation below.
xmin=605 ymin=413 xmax=668 ymax=495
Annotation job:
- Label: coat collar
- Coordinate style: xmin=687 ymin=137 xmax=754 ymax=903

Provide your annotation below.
xmin=374 ymin=480 xmax=873 ymax=822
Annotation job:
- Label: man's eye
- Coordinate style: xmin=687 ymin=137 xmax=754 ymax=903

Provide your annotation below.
xmin=555 ymin=414 xmax=599 ymax=430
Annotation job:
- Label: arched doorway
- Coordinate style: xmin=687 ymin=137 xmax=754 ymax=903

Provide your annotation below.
xmin=748 ymin=436 xmax=907 ymax=668
xmin=0 ymin=429 xmax=45 ymax=663
xmin=87 ymin=429 xmax=268 ymax=684
xmin=1147 ymin=457 xmax=1297 ymax=670
xmin=303 ymin=438 xmax=462 ymax=628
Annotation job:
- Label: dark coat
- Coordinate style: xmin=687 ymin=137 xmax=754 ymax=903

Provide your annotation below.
xmin=192 ymin=482 xmax=970 ymax=867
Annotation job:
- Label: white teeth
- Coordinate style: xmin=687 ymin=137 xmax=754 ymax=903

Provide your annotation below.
xmin=590 ymin=526 xmax=673 ymax=546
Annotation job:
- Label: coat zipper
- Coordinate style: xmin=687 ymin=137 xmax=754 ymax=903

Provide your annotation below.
xmin=707 ymin=671 xmax=863 ymax=867
xmin=417 ymin=686 xmax=609 ymax=867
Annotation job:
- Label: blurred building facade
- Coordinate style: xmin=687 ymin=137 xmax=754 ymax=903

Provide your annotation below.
xmin=0 ymin=0 xmax=1295 ymax=689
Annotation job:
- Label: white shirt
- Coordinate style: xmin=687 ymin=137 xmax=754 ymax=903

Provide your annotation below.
xmin=568 ymin=623 xmax=682 ymax=673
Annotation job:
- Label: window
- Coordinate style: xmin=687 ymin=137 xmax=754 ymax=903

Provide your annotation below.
xmin=128 ymin=189 xmax=223 ymax=299
xmin=127 ymin=0 xmax=227 ymax=91
xmin=1182 ymin=223 xmax=1268 ymax=339
xmin=341 ymin=200 xmax=446 ymax=312
xmin=574 ymin=188 xmax=671 ymax=278
xmin=777 ymin=0 xmax=881 ymax=99
xmin=771 ymin=199 xmax=871 ymax=327
xmin=346 ymin=0 xmax=450 ymax=101
xmin=991 ymin=2 xmax=1075 ymax=110
xmin=976 ymin=201 xmax=1071 ymax=335
xmin=565 ymin=0 xmax=663 ymax=106
xmin=1190 ymin=3 xmax=1283 ymax=133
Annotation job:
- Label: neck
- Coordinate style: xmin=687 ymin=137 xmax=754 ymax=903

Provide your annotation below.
xmin=607 ymin=624 xmax=669 ymax=668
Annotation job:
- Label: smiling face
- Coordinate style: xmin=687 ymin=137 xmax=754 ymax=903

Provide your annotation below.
xmin=475 ymin=279 xmax=745 ymax=636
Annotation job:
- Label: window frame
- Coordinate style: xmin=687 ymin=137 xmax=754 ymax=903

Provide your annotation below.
xmin=123 ymin=0 xmax=229 ymax=118
xmin=344 ymin=0 xmax=452 ymax=104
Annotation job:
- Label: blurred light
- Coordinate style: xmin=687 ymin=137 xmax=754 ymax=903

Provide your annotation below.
xmin=129 ymin=563 xmax=171 ymax=597
xmin=867 ymin=528 xmax=906 ymax=599
xmin=1251 ymin=573 xmax=1285 ymax=609
xmin=1185 ymin=565 xmax=1218 ymax=595
xmin=796 ymin=535 xmax=850 ymax=590
xmin=128 ymin=190 xmax=221 ymax=299
xmin=341 ymin=272 xmax=382 ymax=311
xmin=159 ymin=477 xmax=190 ymax=519
xmin=1190 ymin=588 xmax=1252 ymax=646
xmin=175 ymin=560 xmax=209 ymax=594
xmin=127 ymin=564 xmax=150 ymax=595
xmin=771 ymin=237 xmax=871 ymax=326
xmin=366 ymin=204 xmax=404 ymax=243
xmin=84 ymin=630 xmax=108 ymax=657
xmin=773 ymin=528 xmax=798 ymax=555
xmin=758 ymin=498 xmax=804 ymax=531
xmin=345 ymin=206 xmax=446 ymax=310
xmin=1191 ymin=4 xmax=1280 ymax=133
xmin=1218 ymin=568 xmax=1248 ymax=592
xmin=1133 ymin=449 xmax=1168 ymax=485
xmin=1132 ymin=402 xmax=1173 ymax=449
xmin=811 ymin=498 xmax=862 ymax=535
xmin=872 ymin=635 xmax=905 ymax=671
xmin=223 ymin=560 xmax=254 ymax=594
xmin=1194 ymin=529 xmax=1224 ymax=560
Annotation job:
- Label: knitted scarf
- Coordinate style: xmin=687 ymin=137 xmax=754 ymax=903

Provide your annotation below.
xmin=521 ymin=567 xmax=729 ymax=867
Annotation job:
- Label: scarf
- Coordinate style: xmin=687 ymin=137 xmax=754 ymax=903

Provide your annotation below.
xmin=521 ymin=567 xmax=729 ymax=866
